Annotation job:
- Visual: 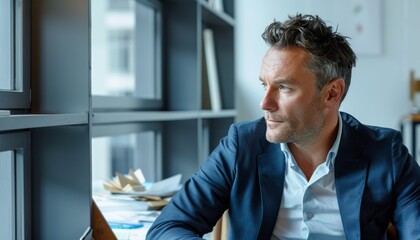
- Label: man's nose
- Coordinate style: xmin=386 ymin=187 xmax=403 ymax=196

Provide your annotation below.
xmin=260 ymin=88 xmax=278 ymax=112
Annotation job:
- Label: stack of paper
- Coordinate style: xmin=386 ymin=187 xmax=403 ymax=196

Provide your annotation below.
xmin=103 ymin=168 xmax=182 ymax=198
xmin=101 ymin=169 xmax=182 ymax=212
xmin=103 ymin=169 xmax=146 ymax=193
xmin=112 ymin=174 xmax=183 ymax=198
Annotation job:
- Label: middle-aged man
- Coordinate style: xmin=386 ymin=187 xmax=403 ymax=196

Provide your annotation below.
xmin=146 ymin=14 xmax=420 ymax=239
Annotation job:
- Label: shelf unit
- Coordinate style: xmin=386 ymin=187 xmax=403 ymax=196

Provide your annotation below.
xmin=162 ymin=0 xmax=235 ymax=180
xmin=0 ymin=0 xmax=235 ymax=239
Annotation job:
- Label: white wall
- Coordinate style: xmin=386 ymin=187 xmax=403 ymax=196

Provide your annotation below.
xmin=235 ymin=0 xmax=420 ymax=130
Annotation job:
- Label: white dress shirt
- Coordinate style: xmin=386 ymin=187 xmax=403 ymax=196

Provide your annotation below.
xmin=271 ymin=115 xmax=346 ymax=240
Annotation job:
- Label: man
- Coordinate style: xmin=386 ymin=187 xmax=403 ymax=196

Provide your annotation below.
xmin=146 ymin=14 xmax=420 ymax=239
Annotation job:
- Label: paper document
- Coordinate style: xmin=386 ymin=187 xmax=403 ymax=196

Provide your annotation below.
xmin=112 ymin=174 xmax=182 ymax=198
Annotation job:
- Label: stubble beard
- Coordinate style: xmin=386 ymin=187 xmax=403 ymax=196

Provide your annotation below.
xmin=265 ymin=114 xmax=324 ymax=145
xmin=265 ymin=119 xmax=294 ymax=143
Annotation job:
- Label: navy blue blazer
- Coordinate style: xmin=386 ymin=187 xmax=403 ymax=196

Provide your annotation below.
xmin=146 ymin=112 xmax=420 ymax=240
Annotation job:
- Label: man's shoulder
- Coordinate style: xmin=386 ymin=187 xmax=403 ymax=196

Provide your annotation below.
xmin=228 ymin=118 xmax=267 ymax=142
xmin=233 ymin=117 xmax=265 ymax=128
xmin=231 ymin=118 xmax=266 ymax=134
xmin=340 ymin=112 xmax=399 ymax=141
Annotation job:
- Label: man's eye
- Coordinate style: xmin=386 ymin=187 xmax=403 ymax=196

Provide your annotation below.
xmin=261 ymin=82 xmax=268 ymax=90
xmin=279 ymin=85 xmax=291 ymax=92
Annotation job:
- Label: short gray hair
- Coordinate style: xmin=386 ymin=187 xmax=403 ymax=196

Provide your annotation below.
xmin=261 ymin=14 xmax=357 ymax=102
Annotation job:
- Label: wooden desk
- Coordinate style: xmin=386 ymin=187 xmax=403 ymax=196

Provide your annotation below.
xmin=92 ymin=196 xmax=157 ymax=240
xmin=93 ymin=195 xmax=227 ymax=240
xmin=400 ymin=114 xmax=420 ymax=161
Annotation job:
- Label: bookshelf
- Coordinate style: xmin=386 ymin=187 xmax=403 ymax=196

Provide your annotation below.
xmin=162 ymin=0 xmax=236 ymax=181
xmin=0 ymin=0 xmax=235 ymax=239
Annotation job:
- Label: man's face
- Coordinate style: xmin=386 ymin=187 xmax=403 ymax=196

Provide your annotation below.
xmin=259 ymin=47 xmax=326 ymax=144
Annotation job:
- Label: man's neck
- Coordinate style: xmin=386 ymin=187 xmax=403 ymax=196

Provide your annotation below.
xmin=288 ymin=115 xmax=339 ymax=180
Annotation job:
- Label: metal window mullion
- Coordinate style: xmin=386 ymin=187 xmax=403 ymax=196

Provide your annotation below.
xmin=0 ymin=0 xmax=12 ymax=90
xmin=15 ymin=148 xmax=26 ymax=240
xmin=0 ymin=151 xmax=16 ymax=240
xmin=0 ymin=131 xmax=31 ymax=239
xmin=0 ymin=0 xmax=30 ymax=109
xmin=14 ymin=0 xmax=23 ymax=91
xmin=154 ymin=7 xmax=162 ymax=100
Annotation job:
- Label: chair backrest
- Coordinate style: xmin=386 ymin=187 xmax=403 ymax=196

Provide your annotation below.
xmin=387 ymin=222 xmax=397 ymax=240
xmin=410 ymin=70 xmax=420 ymax=112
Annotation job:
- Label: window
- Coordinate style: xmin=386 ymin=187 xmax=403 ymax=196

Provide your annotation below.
xmin=0 ymin=132 xmax=30 ymax=239
xmin=108 ymin=0 xmax=131 ymax=10
xmin=0 ymin=0 xmax=13 ymax=90
xmin=0 ymin=0 xmax=30 ymax=109
xmin=108 ymin=30 xmax=133 ymax=76
xmin=91 ymin=0 xmax=162 ymax=109
xmin=0 ymin=151 xmax=17 ymax=239
xmin=92 ymin=123 xmax=162 ymax=194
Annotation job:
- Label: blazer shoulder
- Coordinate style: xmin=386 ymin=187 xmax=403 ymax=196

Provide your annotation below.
xmin=230 ymin=118 xmax=266 ymax=137
xmin=341 ymin=112 xmax=400 ymax=142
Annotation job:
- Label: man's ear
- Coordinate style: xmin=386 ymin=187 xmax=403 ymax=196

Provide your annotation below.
xmin=324 ymin=78 xmax=345 ymax=105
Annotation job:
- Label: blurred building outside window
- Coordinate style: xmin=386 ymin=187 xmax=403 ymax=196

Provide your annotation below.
xmin=92 ymin=131 xmax=160 ymax=194
xmin=91 ymin=0 xmax=161 ymax=99
xmin=0 ymin=0 xmax=13 ymax=90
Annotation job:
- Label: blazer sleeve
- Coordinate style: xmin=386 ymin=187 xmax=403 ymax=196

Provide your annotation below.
xmin=145 ymin=124 xmax=239 ymax=240
xmin=391 ymin=132 xmax=420 ymax=239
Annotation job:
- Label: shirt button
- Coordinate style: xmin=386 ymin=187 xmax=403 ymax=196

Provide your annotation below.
xmin=307 ymin=212 xmax=313 ymax=220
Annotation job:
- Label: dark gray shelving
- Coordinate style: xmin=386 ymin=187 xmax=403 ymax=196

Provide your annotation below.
xmin=0 ymin=0 xmax=235 ymax=238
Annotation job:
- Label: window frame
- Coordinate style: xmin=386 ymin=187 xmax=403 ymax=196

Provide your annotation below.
xmin=0 ymin=131 xmax=31 ymax=240
xmin=91 ymin=0 xmax=163 ymax=110
xmin=92 ymin=122 xmax=162 ymax=184
xmin=0 ymin=0 xmax=30 ymax=109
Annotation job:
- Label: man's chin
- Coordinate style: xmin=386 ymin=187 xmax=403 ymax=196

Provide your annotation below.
xmin=265 ymin=131 xmax=284 ymax=143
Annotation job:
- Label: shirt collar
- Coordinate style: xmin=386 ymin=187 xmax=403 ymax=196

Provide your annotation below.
xmin=280 ymin=113 xmax=343 ymax=168
xmin=327 ymin=113 xmax=342 ymax=167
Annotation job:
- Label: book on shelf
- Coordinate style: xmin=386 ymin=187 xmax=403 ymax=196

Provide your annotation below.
xmin=203 ymin=28 xmax=222 ymax=112
xmin=202 ymin=41 xmax=211 ymax=110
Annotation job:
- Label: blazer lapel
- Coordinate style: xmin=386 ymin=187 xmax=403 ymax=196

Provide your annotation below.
xmin=335 ymin=114 xmax=368 ymax=240
xmin=257 ymin=139 xmax=285 ymax=240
